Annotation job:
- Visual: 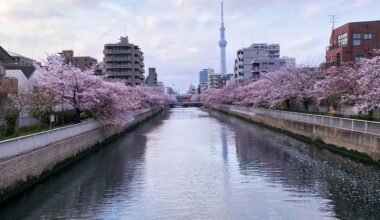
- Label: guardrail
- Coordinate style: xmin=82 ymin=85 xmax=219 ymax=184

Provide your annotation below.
xmin=220 ymin=105 xmax=380 ymax=136
xmin=0 ymin=110 xmax=150 ymax=160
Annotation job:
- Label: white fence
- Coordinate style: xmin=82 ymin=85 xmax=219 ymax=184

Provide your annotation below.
xmin=221 ymin=105 xmax=380 ymax=136
xmin=0 ymin=110 xmax=148 ymax=160
xmin=0 ymin=120 xmax=102 ymax=160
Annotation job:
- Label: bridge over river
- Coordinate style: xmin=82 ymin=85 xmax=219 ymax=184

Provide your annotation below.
xmin=1 ymin=108 xmax=379 ymax=219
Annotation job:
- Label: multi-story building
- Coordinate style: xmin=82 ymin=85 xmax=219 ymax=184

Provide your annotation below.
xmin=59 ymin=50 xmax=97 ymax=71
xmin=251 ymin=58 xmax=292 ymax=80
xmin=325 ymin=20 xmax=380 ymax=66
xmin=234 ymin=43 xmax=280 ymax=82
xmin=208 ymin=72 xmax=225 ymax=89
xmin=187 ymin=84 xmax=196 ymax=95
xmin=145 ymin=68 xmax=158 ymax=86
xmin=0 ymin=47 xmax=18 ymax=94
xmin=157 ymin=82 xmax=165 ymax=91
xmin=199 ymin=68 xmax=212 ymax=86
xmin=3 ymin=50 xmax=36 ymax=79
xmin=234 ymin=43 xmax=296 ymax=82
xmin=103 ymin=36 xmax=145 ymax=86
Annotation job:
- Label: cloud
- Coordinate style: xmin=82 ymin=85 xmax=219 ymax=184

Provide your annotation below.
xmin=0 ymin=0 xmax=378 ymax=91
xmin=137 ymin=15 xmax=157 ymax=31
xmin=299 ymin=2 xmax=329 ymax=19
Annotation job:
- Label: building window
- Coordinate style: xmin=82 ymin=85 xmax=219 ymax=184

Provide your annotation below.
xmin=364 ymin=33 xmax=373 ymax=40
xmin=337 ymin=33 xmax=348 ymax=47
xmin=355 ymin=55 xmax=363 ymax=62
xmin=353 ymin=33 xmax=361 ymax=46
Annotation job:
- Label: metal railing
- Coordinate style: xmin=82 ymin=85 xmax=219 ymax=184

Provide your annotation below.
xmin=105 ymin=49 xmax=132 ymax=54
xmin=220 ymin=105 xmax=380 ymax=136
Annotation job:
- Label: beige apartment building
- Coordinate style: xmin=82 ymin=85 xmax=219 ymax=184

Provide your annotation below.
xmin=103 ymin=36 xmax=145 ymax=86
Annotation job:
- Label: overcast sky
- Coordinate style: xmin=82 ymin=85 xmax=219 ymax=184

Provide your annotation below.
xmin=1 ymin=0 xmax=379 ymax=92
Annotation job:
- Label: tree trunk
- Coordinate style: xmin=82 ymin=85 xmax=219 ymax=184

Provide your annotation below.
xmin=337 ymin=97 xmax=341 ymax=115
xmin=303 ymin=99 xmax=310 ymax=112
xmin=75 ymin=107 xmax=81 ymax=123
xmin=368 ymin=109 xmax=374 ymax=117
xmin=285 ymin=99 xmax=290 ymax=110
xmin=38 ymin=115 xmax=42 ymax=129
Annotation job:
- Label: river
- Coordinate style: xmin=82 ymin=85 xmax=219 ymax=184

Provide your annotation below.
xmin=1 ymin=108 xmax=379 ymax=219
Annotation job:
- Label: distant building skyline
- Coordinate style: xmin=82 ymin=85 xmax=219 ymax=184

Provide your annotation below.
xmin=199 ymin=69 xmax=209 ymax=86
xmin=1 ymin=0 xmax=379 ymax=91
xmin=146 ymin=67 xmax=158 ymax=86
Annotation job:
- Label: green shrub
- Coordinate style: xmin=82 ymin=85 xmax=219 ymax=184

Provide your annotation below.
xmin=4 ymin=113 xmax=18 ymax=136
xmin=80 ymin=111 xmax=93 ymax=120
xmin=55 ymin=110 xmax=76 ymax=125
xmin=350 ymin=114 xmax=375 ymax=121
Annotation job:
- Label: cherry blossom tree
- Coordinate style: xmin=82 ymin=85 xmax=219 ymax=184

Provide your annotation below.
xmin=200 ymin=66 xmax=318 ymax=111
xmin=265 ymin=67 xmax=318 ymax=111
xmin=34 ymin=55 xmax=172 ymax=126
xmin=35 ymin=55 xmax=97 ymax=122
xmin=26 ymin=86 xmax=58 ymax=128
xmin=313 ymin=63 xmax=360 ymax=114
xmin=199 ymin=53 xmax=380 ymax=118
xmin=353 ymin=52 xmax=380 ymax=113
xmin=190 ymin=94 xmax=200 ymax=102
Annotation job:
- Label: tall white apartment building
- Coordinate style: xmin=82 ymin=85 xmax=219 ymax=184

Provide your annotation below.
xmin=234 ymin=43 xmax=295 ymax=82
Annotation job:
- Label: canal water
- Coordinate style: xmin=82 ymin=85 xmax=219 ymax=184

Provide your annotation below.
xmin=1 ymin=108 xmax=380 ymax=219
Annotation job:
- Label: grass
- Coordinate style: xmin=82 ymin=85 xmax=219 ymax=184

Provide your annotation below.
xmin=0 ymin=113 xmax=95 ymax=141
xmin=0 ymin=124 xmax=65 ymax=141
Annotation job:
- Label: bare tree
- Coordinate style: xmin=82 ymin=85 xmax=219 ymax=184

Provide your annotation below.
xmin=25 ymin=86 xmax=58 ymax=128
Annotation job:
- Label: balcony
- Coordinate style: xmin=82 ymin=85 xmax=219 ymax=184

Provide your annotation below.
xmin=105 ymin=64 xmax=134 ymax=69
xmin=107 ymin=71 xmax=133 ymax=76
xmin=320 ymin=62 xmax=340 ymax=69
xmin=105 ymin=57 xmax=131 ymax=62
xmin=326 ymin=44 xmax=347 ymax=52
xmin=105 ymin=49 xmax=132 ymax=54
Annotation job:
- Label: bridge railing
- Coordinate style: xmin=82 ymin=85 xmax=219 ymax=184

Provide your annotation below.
xmin=220 ymin=104 xmax=380 ymax=136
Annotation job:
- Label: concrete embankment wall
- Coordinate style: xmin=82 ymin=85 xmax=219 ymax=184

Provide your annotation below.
xmin=0 ymin=108 xmax=162 ymax=202
xmin=210 ymin=105 xmax=380 ymax=162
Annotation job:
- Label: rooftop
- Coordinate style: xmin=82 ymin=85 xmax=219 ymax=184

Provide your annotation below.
xmin=6 ymin=50 xmax=34 ymax=61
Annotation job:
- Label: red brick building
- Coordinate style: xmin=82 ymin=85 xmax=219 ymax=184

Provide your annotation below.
xmin=325 ymin=20 xmax=380 ymax=66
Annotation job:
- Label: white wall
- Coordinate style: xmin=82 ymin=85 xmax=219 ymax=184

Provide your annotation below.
xmin=5 ymin=69 xmax=38 ymax=127
xmin=5 ymin=69 xmax=37 ymax=92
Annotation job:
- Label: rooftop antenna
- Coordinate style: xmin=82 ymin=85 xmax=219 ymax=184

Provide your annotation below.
xmin=329 ymin=14 xmax=338 ymax=30
xmin=329 ymin=14 xmax=338 ymax=45
xmin=124 ymin=21 xmax=127 ymax=36
xmin=221 ymin=1 xmax=224 ymax=23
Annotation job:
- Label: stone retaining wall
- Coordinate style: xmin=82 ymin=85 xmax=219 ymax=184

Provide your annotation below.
xmin=211 ymin=105 xmax=380 ymax=161
xmin=0 ymin=108 xmax=162 ymax=202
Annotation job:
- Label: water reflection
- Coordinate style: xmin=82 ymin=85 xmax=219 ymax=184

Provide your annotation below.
xmin=0 ymin=108 xmax=379 ymax=220
xmin=209 ymin=110 xmax=380 ymax=219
